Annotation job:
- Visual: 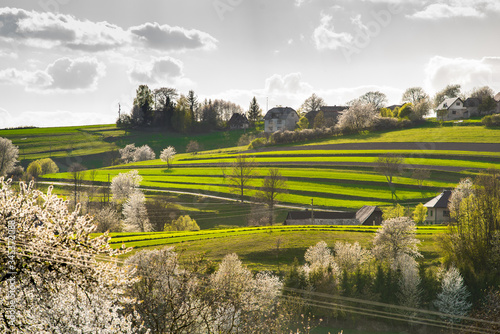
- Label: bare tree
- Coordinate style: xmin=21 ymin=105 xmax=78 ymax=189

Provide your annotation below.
xmin=412 ymin=168 xmax=431 ymax=188
xmin=0 ymin=137 xmax=19 ymax=177
xmin=300 ymin=93 xmax=326 ymax=114
xmin=225 ymin=155 xmax=257 ymax=203
xmin=257 ymin=168 xmax=288 ymax=225
xmin=375 ymin=154 xmax=404 ymax=200
xmin=401 ymin=87 xmax=429 ymax=105
xmin=186 ymin=140 xmax=200 ymax=154
xmin=354 ymin=91 xmax=387 ymax=109
xmin=68 ymin=162 xmax=86 ymax=208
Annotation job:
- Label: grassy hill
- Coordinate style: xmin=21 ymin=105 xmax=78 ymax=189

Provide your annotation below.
xmin=0 ymin=124 xmax=256 ymax=170
xmin=44 ymin=122 xmax=500 ymax=213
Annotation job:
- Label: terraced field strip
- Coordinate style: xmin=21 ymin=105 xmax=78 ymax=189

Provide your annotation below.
xmin=104 ymin=225 xmax=446 ymax=250
xmin=0 ymin=125 xmax=118 ymax=161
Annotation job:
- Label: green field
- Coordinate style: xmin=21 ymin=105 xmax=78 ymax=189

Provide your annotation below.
xmin=36 ymin=121 xmax=500 ymax=214
xmin=103 ymin=225 xmax=446 ymax=272
xmin=0 ymin=124 xmax=257 ymax=170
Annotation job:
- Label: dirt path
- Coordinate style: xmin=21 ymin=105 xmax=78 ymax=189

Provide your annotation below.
xmin=250 ymin=142 xmax=500 ymax=153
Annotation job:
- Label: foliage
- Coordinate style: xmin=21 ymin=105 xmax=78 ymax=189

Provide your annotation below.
xmin=372 ymin=217 xmax=422 ymax=267
xmin=337 ymin=101 xmax=376 ymax=132
xmin=441 ymin=170 xmax=500 ymax=299
xmin=122 ymin=191 xmax=152 ymax=232
xmin=111 ymin=170 xmax=142 ymax=202
xmin=333 ymin=241 xmax=371 ymax=272
xmin=248 ymin=137 xmax=267 ymax=149
xmin=448 ymin=178 xmax=474 ymax=218
xmin=397 ymin=103 xmax=413 ymax=119
xmin=270 ymin=127 xmax=335 ymax=145
xmin=413 ymin=203 xmax=428 ymax=224
xmin=165 ymin=215 xmax=200 ymax=231
xmin=119 ymin=144 xmax=155 ymax=163
xmin=248 ymin=96 xmax=262 ymax=124
xmin=0 ymin=178 xmax=141 ymax=333
xmin=0 ymin=137 xmax=19 ymax=177
xmin=313 ymin=110 xmax=326 ymax=129
xmin=434 ymin=266 xmax=472 ymax=323
xmin=482 ymin=114 xmax=500 ymax=127
xmin=160 ymin=146 xmax=176 ymax=168
xmin=433 ymin=84 xmax=461 ymax=108
xmin=125 ymin=247 xmax=205 ymax=333
xmin=297 ymin=116 xmax=309 ymax=130
xmin=26 ymin=160 xmax=42 ymax=179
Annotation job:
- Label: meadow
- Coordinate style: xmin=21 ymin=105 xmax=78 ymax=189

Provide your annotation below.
xmin=103 ymin=225 xmax=447 ymax=272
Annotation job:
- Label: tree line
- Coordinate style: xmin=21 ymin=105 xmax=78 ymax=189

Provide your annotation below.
xmin=116 ymin=85 xmax=262 ymax=133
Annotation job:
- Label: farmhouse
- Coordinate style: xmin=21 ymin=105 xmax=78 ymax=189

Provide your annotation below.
xmin=264 ymin=107 xmax=299 ymax=133
xmin=436 ymin=98 xmax=468 ymax=121
xmin=284 ymin=205 xmax=382 ymax=226
xmin=424 ymin=190 xmax=452 ymax=224
xmin=305 ymin=105 xmax=348 ymax=128
xmin=495 ymin=92 xmax=500 ymax=114
xmin=227 ymin=113 xmax=249 ymax=130
xmin=464 ymin=97 xmax=481 ymax=117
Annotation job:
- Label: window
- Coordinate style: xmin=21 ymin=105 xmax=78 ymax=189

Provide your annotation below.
xmin=277 ymin=119 xmax=282 ymax=124
xmin=443 ymin=210 xmax=450 ymax=217
xmin=456 ymin=102 xmax=461 ymax=106
xmin=452 ymin=110 xmax=456 ymax=114
xmin=430 ymin=210 xmax=433 ymax=217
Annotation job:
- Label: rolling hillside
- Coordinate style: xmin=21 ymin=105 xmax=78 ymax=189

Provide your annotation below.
xmin=42 ymin=121 xmax=500 ymax=213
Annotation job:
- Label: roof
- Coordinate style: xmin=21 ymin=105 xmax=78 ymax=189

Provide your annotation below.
xmin=264 ymin=107 xmax=298 ymax=120
xmin=228 ymin=113 xmax=249 ymax=125
xmin=320 ymin=106 xmax=348 ymax=113
xmin=386 ymin=104 xmax=402 ymax=111
xmin=437 ymin=97 xmax=464 ymax=110
xmin=286 ymin=210 xmax=356 ymax=221
xmin=494 ymin=92 xmax=500 ymax=102
xmin=464 ymin=98 xmax=480 ymax=107
xmin=424 ymin=190 xmax=452 ymax=208
xmin=356 ymin=205 xmax=382 ymax=224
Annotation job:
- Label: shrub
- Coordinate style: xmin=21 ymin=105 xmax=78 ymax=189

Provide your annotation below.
xmin=248 ymin=137 xmax=267 ymax=149
xmin=482 ymin=114 xmax=500 ymax=127
xmin=186 ymin=140 xmax=200 ymax=153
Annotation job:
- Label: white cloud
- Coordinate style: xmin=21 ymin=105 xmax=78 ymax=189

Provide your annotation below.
xmin=129 ymin=22 xmax=217 ymax=51
xmin=0 ymin=7 xmax=217 ymax=52
xmin=409 ymin=3 xmax=484 ymax=19
xmin=424 ymin=56 xmax=500 ymax=93
xmin=128 ymin=56 xmax=187 ymax=85
xmin=0 ymin=57 xmax=105 ymax=92
xmin=313 ymin=14 xmax=353 ymax=50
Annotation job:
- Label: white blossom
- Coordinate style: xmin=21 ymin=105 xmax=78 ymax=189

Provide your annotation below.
xmin=434 ymin=266 xmax=472 ymax=323
xmin=0 ymin=178 xmax=143 ymax=333
xmin=160 ymin=146 xmax=176 ymax=168
xmin=333 ymin=241 xmax=371 ymax=272
xmin=0 ymin=137 xmax=19 ymax=177
xmin=111 ymin=170 xmax=142 ymax=202
xmin=122 ymin=191 xmax=151 ymax=232
xmin=133 ymin=145 xmax=155 ymax=162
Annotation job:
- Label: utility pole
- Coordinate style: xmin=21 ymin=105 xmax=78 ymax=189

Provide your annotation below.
xmin=118 ymin=103 xmax=121 ymax=118
xmin=310 ymin=198 xmax=314 ymax=225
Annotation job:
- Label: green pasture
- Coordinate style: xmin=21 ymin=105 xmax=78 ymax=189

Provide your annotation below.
xmin=105 ymin=225 xmax=447 ymax=272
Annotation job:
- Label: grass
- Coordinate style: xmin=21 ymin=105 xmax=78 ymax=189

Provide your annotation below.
xmin=104 ymin=225 xmax=447 ymax=272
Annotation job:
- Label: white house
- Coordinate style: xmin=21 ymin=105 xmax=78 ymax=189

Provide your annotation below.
xmin=436 ymin=98 xmax=468 ymax=121
xmin=424 ymin=190 xmax=452 ymax=224
xmin=263 ymin=107 xmax=299 ymax=133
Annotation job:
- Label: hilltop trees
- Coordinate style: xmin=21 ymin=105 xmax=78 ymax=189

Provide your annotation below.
xmin=301 ymin=93 xmax=326 ymax=114
xmin=248 ymin=96 xmax=262 ymax=124
xmin=352 ymin=91 xmax=387 ymax=109
xmin=337 ymin=101 xmax=377 ymax=132
xmin=0 ymin=137 xmax=19 ymax=177
xmin=433 ymin=84 xmax=461 ymax=108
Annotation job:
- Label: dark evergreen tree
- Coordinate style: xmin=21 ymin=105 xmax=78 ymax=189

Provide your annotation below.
xmin=248 ymin=96 xmax=262 ymax=124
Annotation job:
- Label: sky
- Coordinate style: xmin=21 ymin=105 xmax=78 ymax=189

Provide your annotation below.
xmin=0 ymin=0 xmax=500 ymax=128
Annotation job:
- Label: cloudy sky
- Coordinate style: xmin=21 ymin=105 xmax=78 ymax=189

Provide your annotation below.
xmin=1 ymin=0 xmax=499 ymax=128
